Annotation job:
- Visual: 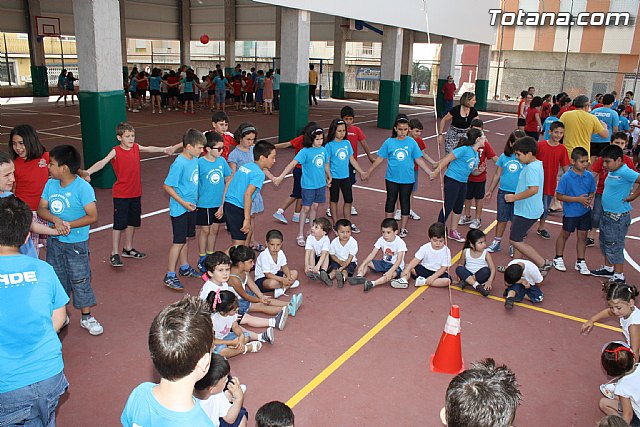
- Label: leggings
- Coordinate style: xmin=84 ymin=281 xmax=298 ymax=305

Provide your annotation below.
xmin=438 ymin=176 xmax=467 ymax=224
xmin=455 ymin=266 xmax=491 ymax=284
xmin=385 ymin=180 xmax=413 ymax=215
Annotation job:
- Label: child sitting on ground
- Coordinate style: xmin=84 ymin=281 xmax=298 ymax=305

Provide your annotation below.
xmin=456 ymin=229 xmax=495 ymax=297
xmin=352 ymin=218 xmax=408 ymax=292
xmin=328 ymin=218 xmax=359 ymax=288
xmin=255 ymin=401 xmax=295 ymax=427
xmin=254 ymin=230 xmax=300 ymax=298
xmin=304 ymin=217 xmax=333 ymax=287
xmin=503 ymin=259 xmax=544 ymax=310
xmin=401 ymin=222 xmax=452 ymax=287
xmin=194 ymin=354 xmax=249 ymax=427
xmin=598 ymin=342 xmax=640 ymax=426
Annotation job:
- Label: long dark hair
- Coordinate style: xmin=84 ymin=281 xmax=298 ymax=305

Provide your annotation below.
xmin=303 ymin=125 xmax=324 ymax=148
xmin=504 ymin=130 xmax=526 ymax=156
xmin=8 ymin=124 xmax=45 ymax=161
xmin=326 ymin=118 xmax=347 ymax=143
xmin=391 ymin=114 xmax=410 ymax=138
xmin=454 ymin=128 xmax=483 ymax=149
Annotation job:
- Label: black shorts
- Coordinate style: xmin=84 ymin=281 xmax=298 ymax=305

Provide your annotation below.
xmin=208 ymin=89 xmax=215 ymax=95
xmin=183 ymin=92 xmax=195 ymax=101
xmin=517 ymin=118 xmax=526 ymax=127
xmin=509 ymin=215 xmax=537 ymax=242
xmin=129 ymin=91 xmax=138 ymax=99
xmin=329 ymin=177 xmax=354 ymax=204
xmin=590 ymin=142 xmax=608 ymax=158
xmin=196 ymin=207 xmax=226 ymax=226
xmin=290 ymin=167 xmax=302 ymax=199
xmin=168 ymin=88 xmax=179 ymax=97
xmin=328 ymin=261 xmax=357 ymax=276
xmin=562 ymin=211 xmax=592 ymax=232
xmin=150 ymin=89 xmax=160 ymax=96
xmin=113 ymin=197 xmax=142 ymax=230
xmin=465 ymin=180 xmax=486 ymax=200
xmin=137 ymin=88 xmax=146 ymax=97
xmin=171 ymin=210 xmax=197 ymax=244
xmin=234 ymin=95 xmax=242 ymax=102
xmin=223 ymin=202 xmax=247 ymax=241
xmin=246 ymin=93 xmax=254 ymax=102
xmin=255 ymin=271 xmax=283 ymax=293
xmin=415 ymin=265 xmax=450 ymax=280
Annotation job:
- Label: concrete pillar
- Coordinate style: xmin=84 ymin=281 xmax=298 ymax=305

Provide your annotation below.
xmin=437 ymin=37 xmax=457 ymax=117
xmin=475 ymin=43 xmax=491 ymax=111
xmin=179 ymin=0 xmax=191 ymax=66
xmin=399 ymin=30 xmax=414 ymax=105
xmin=377 ymin=26 xmax=403 ymax=129
xmin=275 ymin=7 xmax=282 ymax=64
xmin=224 ymin=0 xmax=236 ymax=75
xmin=72 ymin=0 xmax=126 ymax=188
xmin=278 ymin=7 xmax=310 ymax=141
xmin=119 ymin=0 xmax=128 ymax=82
xmin=331 ymin=17 xmax=347 ymax=99
xmin=26 ymin=0 xmax=49 ymax=96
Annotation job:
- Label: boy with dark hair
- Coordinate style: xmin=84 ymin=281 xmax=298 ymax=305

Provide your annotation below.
xmin=590 ymin=145 xmax=640 ymax=283
xmin=0 ymin=196 xmax=69 ymax=426
xmin=121 ymin=296 xmax=214 ymax=426
xmin=163 ymin=129 xmax=205 ymax=291
xmin=401 ymin=222 xmax=452 ymax=287
xmin=328 ymin=218 xmax=359 ymax=288
xmin=505 ymin=137 xmax=553 ymax=274
xmin=304 ymin=217 xmax=332 ymax=286
xmin=541 ymin=104 xmax=560 ymax=141
xmin=194 ymin=354 xmax=248 ymax=427
xmin=503 ymin=259 xmax=544 ymax=309
xmin=210 ymin=111 xmax=236 ymax=160
xmin=591 ymin=93 xmax=620 ymax=163
xmin=255 ymin=401 xmax=294 ymax=427
xmin=83 ymin=122 xmax=174 ymax=267
xmin=552 ymin=147 xmax=595 ymax=274
xmin=37 ymin=145 xmax=103 ymax=335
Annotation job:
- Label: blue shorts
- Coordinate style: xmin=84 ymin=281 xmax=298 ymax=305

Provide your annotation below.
xmin=238 ymin=289 xmax=256 ymax=315
xmin=497 ymin=190 xmax=515 ymax=223
xmin=540 ymin=194 xmax=554 ymax=219
xmin=371 ymin=260 xmax=402 ymax=277
xmin=600 ymin=212 xmax=631 ymax=265
xmin=290 ymin=167 xmax=302 ymax=199
xmin=255 ymin=271 xmax=284 ymax=293
xmin=504 ymin=283 xmax=544 ymax=303
xmin=214 ymin=331 xmax=251 ymax=354
xmin=46 ymin=238 xmax=96 ymax=309
xmin=301 ymin=187 xmax=326 ymax=206
xmin=255 ymin=89 xmax=264 ymax=103
xmin=562 ymin=211 xmax=592 ymax=232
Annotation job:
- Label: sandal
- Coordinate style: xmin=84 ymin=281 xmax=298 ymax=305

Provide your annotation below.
xmin=296 ymin=236 xmax=306 ymax=247
xmin=242 ymin=341 xmax=262 ymax=354
xmin=251 ymin=243 xmax=266 ymax=252
xmin=497 ymin=265 xmax=506 ymax=273
xmin=539 ymin=259 xmax=553 ymax=272
xmin=122 ymin=248 xmax=146 ymax=259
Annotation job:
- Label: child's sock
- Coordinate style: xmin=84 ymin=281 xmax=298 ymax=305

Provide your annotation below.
xmin=276 ymin=208 xmax=284 ymax=214
xmin=577 ymin=258 xmax=585 ymax=262
xmin=274 ymin=288 xmax=285 ymax=298
xmin=494 ymin=237 xmax=502 ymax=242
xmin=180 ymin=263 xmax=190 ymax=271
xmin=292 ymin=212 xmax=300 ymax=220
xmin=81 ymin=313 xmax=91 ymax=321
xmin=604 ymin=265 xmax=614 ymax=272
xmin=166 ymin=271 xmax=176 ymax=277
xmin=472 ymin=281 xmax=480 ymax=289
xmin=206 ymin=251 xmax=214 ymax=255
xmin=268 ymin=318 xmax=276 ymax=327
xmin=614 ymin=272 xmax=625 ymax=281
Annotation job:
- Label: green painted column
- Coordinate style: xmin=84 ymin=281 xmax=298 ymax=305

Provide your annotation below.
xmin=332 ymin=71 xmax=345 ymax=99
xmin=399 ymin=74 xmax=411 ymax=105
xmin=78 ymin=91 xmax=126 ymax=188
xmin=279 ymin=82 xmax=308 ymax=141
xmin=377 ymin=80 xmax=400 ymax=129
xmin=475 ymin=79 xmax=489 ymax=111
xmin=30 ymin=65 xmax=49 ymax=97
xmin=437 ymin=78 xmax=447 ymax=117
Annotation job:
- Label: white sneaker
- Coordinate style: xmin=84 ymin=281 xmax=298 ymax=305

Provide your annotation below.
xmin=553 ymin=257 xmax=566 ymax=272
xmin=415 ymin=276 xmax=427 ymax=287
xmin=394 ymin=209 xmax=401 ymax=221
xmin=390 ymin=277 xmax=409 ymax=289
xmin=469 ymin=219 xmax=481 ymax=229
xmin=326 ymin=208 xmax=332 ymax=217
xmin=575 ymin=260 xmax=590 ymax=275
xmin=80 ymin=316 xmax=104 ymax=335
xmin=351 ymin=206 xmax=358 ymax=215
xmin=458 ymin=215 xmax=472 ymax=225
xmin=409 ymin=210 xmax=421 ymax=220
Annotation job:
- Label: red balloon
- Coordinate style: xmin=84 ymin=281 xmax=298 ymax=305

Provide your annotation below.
xmin=200 ymin=34 xmax=209 ymax=44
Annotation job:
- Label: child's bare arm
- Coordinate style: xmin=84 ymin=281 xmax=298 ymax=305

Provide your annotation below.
xmin=340 ymin=254 xmax=354 ymax=269
xmin=401 ymin=257 xmax=420 ymax=279
xmin=505 ymin=186 xmax=538 ymax=203
xmin=357 ymin=247 xmax=379 ymax=275
xmin=163 ymin=184 xmax=195 ymax=211
xmin=229 ymin=278 xmax=260 ymax=303
xmin=82 ymin=148 xmax=116 ymax=180
xmin=485 ymin=252 xmax=496 ymax=290
xmin=384 ymin=251 xmax=405 ymax=280
xmin=581 ymin=308 xmax=614 ymax=334
xmin=314 ymin=250 xmax=330 ymax=270
xmin=628 ymin=324 xmax=640 ymax=360
xmin=139 ymin=144 xmax=173 ymax=154
xmin=485 ymin=166 xmax=503 ymax=199
xmin=359 ymin=138 xmax=375 ymax=163
xmin=274 ymin=141 xmax=292 ymax=149
xmin=66 ymin=202 xmax=98 ymax=229
xmin=274 ymin=160 xmax=298 ymax=186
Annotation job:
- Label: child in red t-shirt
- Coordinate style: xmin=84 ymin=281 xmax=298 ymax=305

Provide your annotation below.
xmin=209 ymin=111 xmax=236 ymax=160
xmin=540 ymin=94 xmax=552 ymax=121
xmin=232 ymin=75 xmax=243 ymax=111
xmin=524 ymin=96 xmax=543 ymax=141
xmin=82 ymin=122 xmax=174 ymax=267
xmin=535 ymin=121 xmax=569 ymax=240
xmin=459 ymin=120 xmax=498 ymax=230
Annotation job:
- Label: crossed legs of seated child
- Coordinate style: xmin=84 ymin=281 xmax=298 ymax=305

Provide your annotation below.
xmin=356 ymin=253 xmax=405 ymax=292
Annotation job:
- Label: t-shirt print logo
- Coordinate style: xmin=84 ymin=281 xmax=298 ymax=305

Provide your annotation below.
xmin=383 ymin=248 xmax=394 ymax=262
xmin=50 ymin=198 xmax=65 ymax=215
xmin=313 ymin=155 xmax=324 ymax=168
xmin=38 ymin=159 xmax=47 ymax=168
xmin=337 ymin=148 xmax=348 ymax=160
xmin=467 ymin=158 xmax=477 ymax=169
xmin=393 ymin=147 xmax=409 ymax=161
xmin=191 ymin=169 xmax=199 ymax=184
xmin=507 ymin=162 xmax=520 ymax=173
xmin=209 ymin=170 xmax=221 ymax=184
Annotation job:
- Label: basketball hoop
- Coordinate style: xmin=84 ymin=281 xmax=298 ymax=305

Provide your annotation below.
xmin=35 ymin=16 xmax=61 ymax=38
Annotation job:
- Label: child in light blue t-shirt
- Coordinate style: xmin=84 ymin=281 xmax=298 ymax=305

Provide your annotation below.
xmin=541 ymin=104 xmax=560 ymax=141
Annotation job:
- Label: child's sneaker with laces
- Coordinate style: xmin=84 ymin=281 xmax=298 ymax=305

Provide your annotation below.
xmin=272 ymin=210 xmax=288 ymax=224
xmin=351 ymin=206 xmax=358 ymax=215
xmin=390 ymin=277 xmax=409 ymax=289
xmin=537 ymin=229 xmax=551 ymax=239
xmin=458 ymin=215 xmax=472 ymax=225
xmin=163 ymin=274 xmax=184 ymax=291
xmin=591 ymin=266 xmax=614 ymax=277
xmin=469 ymin=219 xmax=481 ymax=229
xmin=399 ymin=228 xmax=408 ymax=238
xmin=351 ymin=224 xmax=361 ymax=234
xmin=409 ymin=210 xmax=421 ymax=220
xmin=487 ymin=239 xmax=501 ymax=253
xmin=179 ymin=265 xmax=201 ymax=278
xmin=553 ymin=257 xmax=567 ymax=272
xmin=326 ymin=208 xmax=332 ymax=217
xmin=575 ymin=260 xmax=590 ymax=275
xmin=448 ymin=229 xmax=465 ymax=243
xmin=260 ymin=327 xmax=275 ymax=344
xmin=394 ymin=209 xmax=401 ymax=220
xmin=80 ymin=316 xmax=104 ymax=335
xmin=274 ymin=306 xmax=288 ymax=330
xmin=415 ymin=276 xmax=427 ymax=287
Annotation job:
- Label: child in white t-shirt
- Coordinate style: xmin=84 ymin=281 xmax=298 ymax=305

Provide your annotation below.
xmin=352 ymin=218 xmax=408 ymax=292
xmin=599 ymin=341 xmax=640 ymax=426
xmin=401 ymin=222 xmax=451 ymax=287
xmin=503 ymin=259 xmax=544 ymax=310
xmin=254 ymin=230 xmax=299 ymax=298
xmin=328 ymin=218 xmax=359 ymax=288
xmin=304 ymin=217 xmax=332 ymax=287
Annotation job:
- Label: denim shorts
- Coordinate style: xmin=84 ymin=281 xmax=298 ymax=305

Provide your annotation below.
xmin=0 ymin=370 xmax=68 ymax=427
xmin=540 ymin=194 xmax=553 ymax=219
xmin=562 ymin=211 xmax=592 ymax=232
xmin=301 ymin=187 xmax=326 ymax=206
xmin=600 ymin=212 xmax=631 ymax=265
xmin=504 ymin=283 xmax=544 ymax=303
xmin=214 ymin=331 xmax=251 ymax=354
xmin=591 ymin=193 xmax=603 ymax=229
xmin=237 ymin=289 xmax=256 ymax=316
xmin=371 ymin=260 xmax=402 ymax=277
xmin=496 ymin=190 xmax=515 ymax=223
xmin=46 ymin=238 xmax=96 ymax=309
xmin=509 ymin=216 xmax=537 ymax=243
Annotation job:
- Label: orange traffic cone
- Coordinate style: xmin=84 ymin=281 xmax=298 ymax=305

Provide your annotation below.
xmin=430 ymin=305 xmax=464 ymax=374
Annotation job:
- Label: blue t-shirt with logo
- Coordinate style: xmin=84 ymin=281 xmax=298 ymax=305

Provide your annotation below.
xmin=378 ymin=137 xmax=423 ymax=184
xmin=197 ymin=156 xmax=232 ymax=208
xmin=603 ymin=164 xmax=639 ymax=214
xmin=542 ymin=116 xmax=559 ymax=140
xmin=0 ymin=192 xmax=37 ymax=257
xmin=121 ymin=382 xmax=214 ymax=427
xmin=294 ymin=146 xmax=328 ymax=190
xmin=149 ymin=76 xmax=161 ymax=91
xmin=591 ymin=107 xmax=620 ymax=143
xmin=619 ymin=116 xmax=630 ymax=133
xmin=0 ymin=254 xmax=68 ymax=393
xmin=495 ymin=154 xmax=523 ymax=193
xmin=164 ymin=155 xmax=199 ymax=217
xmin=445 ymin=146 xmax=479 ymax=183
xmin=41 ymin=177 xmax=96 ymax=243
xmin=514 ymin=160 xmax=544 ymax=219
xmin=326 ymin=139 xmax=354 ymax=179
xmin=555 ymin=168 xmax=596 ymax=217
xmin=225 ymin=162 xmax=265 ymax=209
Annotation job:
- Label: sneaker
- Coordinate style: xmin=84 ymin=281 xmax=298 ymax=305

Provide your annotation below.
xmin=600 ymin=382 xmax=616 ymax=399
xmin=305 ymin=218 xmax=310 ymax=224
xmin=163 ymin=274 xmax=184 ymax=291
xmin=179 ymin=266 xmax=201 ymax=278
xmin=319 ymin=270 xmax=333 ymax=287
xmin=132 ymin=109 xmax=139 ymax=113
xmin=305 ymin=270 xmax=319 ymax=280
xmin=553 ymin=257 xmax=567 ymax=272
xmin=537 ymin=229 xmax=551 ymax=239
xmin=394 ymin=209 xmax=401 ymax=221
xmin=458 ymin=280 xmax=468 ymax=290
xmin=289 ymin=280 xmax=300 ymax=289
xmin=260 ymin=327 xmax=275 ymax=344
xmin=351 ymin=224 xmax=361 ymax=234
xmin=273 ymin=211 xmax=288 ymax=224
xmin=390 ymin=277 xmax=409 ymax=289
xmin=326 ymin=208 xmax=332 ymax=217
xmin=591 ymin=266 xmax=614 ymax=278
xmin=110 ymin=254 xmax=124 ymax=267
xmin=586 ymin=237 xmax=595 ymax=247
xmin=336 ymin=272 xmax=345 ymax=288
xmin=293 ymin=293 xmax=303 ymax=313
xmin=287 ymin=300 xmax=297 ymax=317
xmin=469 ymin=219 xmax=481 ymax=229
xmin=476 ymin=284 xmax=490 ymax=297
xmin=349 ymin=276 xmax=366 ymax=286
xmin=274 ymin=307 xmax=288 ymax=330
xmin=504 ymin=297 xmax=515 ymax=310
xmin=364 ymin=280 xmax=375 ymax=292
xmin=409 ymin=210 xmax=421 ymax=220
xmin=415 ymin=276 xmax=427 ymax=287
xmin=575 ymin=260 xmax=590 ymax=275
xmin=458 ymin=215 xmax=472 ymax=225
xmin=539 ymin=259 xmax=553 ymax=273
xmin=399 ymin=228 xmax=408 ymax=238
xmin=448 ymin=229 xmax=465 ymax=243
xmin=80 ymin=316 xmax=104 ymax=336
xmin=487 ymin=239 xmax=501 ymax=253
xmin=292 ymin=213 xmax=301 ymax=223
xmin=351 ymin=206 xmax=358 ymax=215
